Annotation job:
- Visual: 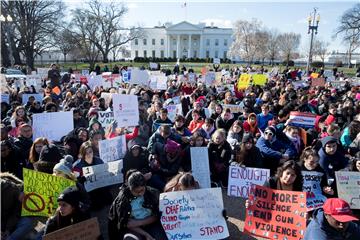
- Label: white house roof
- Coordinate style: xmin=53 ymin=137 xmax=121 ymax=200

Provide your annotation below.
xmin=166 ymin=21 xmax=203 ymax=31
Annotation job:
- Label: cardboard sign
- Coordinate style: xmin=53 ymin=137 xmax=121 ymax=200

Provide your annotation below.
xmin=311 ymin=78 xmax=326 ymax=87
xmin=32 ymin=111 xmax=74 ymax=141
xmin=98 ymin=110 xmax=114 ymax=129
xmin=43 ymin=218 xmax=100 ymax=240
xmin=130 ymin=69 xmax=149 ymax=86
xmin=166 ymin=104 xmax=182 ymax=122
xmin=26 ymin=75 xmax=42 ymax=89
xmin=149 ymin=75 xmax=168 ymax=90
xmin=289 ymin=111 xmax=317 ymax=129
xmin=22 ymin=93 xmax=43 ymax=104
xmin=112 ymin=94 xmax=139 ymax=127
xmin=1 ymin=94 xmax=10 ymax=104
xmin=22 ymin=169 xmax=76 ymax=217
xmin=228 ymin=166 xmax=270 ymax=198
xmin=252 ymin=74 xmax=267 ymax=86
xmin=88 ymin=75 xmax=103 ymax=90
xmin=336 ymin=171 xmax=360 ymax=209
xmin=83 ymin=160 xmax=123 ymax=192
xmin=159 ymin=188 xmax=229 ymax=240
xmin=221 ymin=104 xmax=243 ymax=114
xmin=302 ymin=171 xmax=327 ymax=211
xmin=205 ymin=72 xmax=216 ymax=86
xmin=99 ymin=135 xmax=126 ymax=162
xmin=190 ymin=147 xmax=211 ymax=189
xmin=237 ymin=74 xmax=251 ymax=89
xmin=122 ymin=70 xmax=130 ymax=83
xmin=244 ymin=185 xmax=307 ymax=240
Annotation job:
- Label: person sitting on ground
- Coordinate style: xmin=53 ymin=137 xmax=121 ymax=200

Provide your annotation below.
xmin=163 ymin=172 xmax=200 ymax=192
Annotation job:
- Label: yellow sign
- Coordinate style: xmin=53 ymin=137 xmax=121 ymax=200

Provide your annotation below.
xmin=22 ymin=168 xmax=76 ymax=217
xmin=252 ymin=74 xmax=267 ymax=86
xmin=237 ymin=74 xmax=251 ymax=89
xmin=310 ymin=73 xmax=319 ymax=79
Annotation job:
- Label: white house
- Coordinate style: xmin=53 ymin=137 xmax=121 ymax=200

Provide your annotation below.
xmin=130 ymin=21 xmax=233 ymax=60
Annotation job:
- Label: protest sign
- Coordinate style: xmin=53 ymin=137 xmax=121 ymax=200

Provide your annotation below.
xmin=149 ymin=75 xmax=168 ymax=90
xmin=22 ymin=168 xmax=76 ymax=217
xmin=302 ymin=171 xmax=327 ymax=211
xmin=190 ymin=147 xmax=211 ymax=188
xmin=122 ymin=70 xmax=130 ymax=83
xmin=166 ymin=104 xmax=182 ymax=122
xmin=159 ymin=188 xmax=229 ymax=240
xmin=1 ymin=94 xmax=9 ymax=104
xmin=100 ymin=92 xmax=112 ymax=108
xmin=102 ymin=72 xmax=114 ymax=89
xmin=37 ymin=68 xmax=48 ymax=78
xmin=310 ymin=73 xmax=319 ymax=79
xmin=213 ymin=58 xmax=220 ymax=65
xmin=205 ymin=72 xmax=216 ymax=86
xmin=130 ymin=69 xmax=149 ymax=86
xmin=43 ymin=218 xmax=100 ymax=240
xmin=22 ymin=93 xmax=43 ymax=104
xmin=330 ymin=80 xmax=347 ymax=88
xmin=188 ymin=73 xmax=196 ymax=83
xmin=289 ymin=111 xmax=317 ymax=129
xmin=88 ymin=75 xmax=103 ymax=90
xmin=26 ymin=75 xmax=42 ymax=89
xmin=83 ymin=160 xmax=123 ymax=192
xmin=32 ymin=111 xmax=74 ymax=141
xmin=252 ymin=74 xmax=267 ymax=86
xmin=244 ymin=185 xmax=306 ymax=240
xmin=99 ymin=135 xmax=126 ymax=162
xmin=82 ymin=69 xmax=90 ymax=76
xmin=228 ymin=166 xmax=270 ymax=198
xmin=237 ymin=74 xmax=251 ymax=89
xmin=221 ymin=104 xmax=243 ymax=114
xmin=112 ymin=94 xmax=139 ymax=127
xmin=201 ymin=67 xmax=207 ymax=76
xmin=335 ymin=171 xmax=360 ymax=209
xmin=98 ymin=110 xmax=114 ymax=128
xmin=215 ymin=72 xmax=222 ymax=85
xmin=150 ymin=62 xmax=158 ymax=69
xmin=311 ymin=78 xmax=326 ymax=87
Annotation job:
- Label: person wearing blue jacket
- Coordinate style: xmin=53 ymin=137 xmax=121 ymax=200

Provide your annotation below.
xmin=256 ymin=104 xmax=274 ymax=132
xmin=256 ymin=126 xmax=297 ymax=174
xmin=305 ymin=198 xmax=360 ymax=240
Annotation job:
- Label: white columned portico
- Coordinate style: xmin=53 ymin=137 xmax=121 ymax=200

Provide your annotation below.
xmin=199 ymin=34 xmax=203 ymax=58
xmin=188 ymin=34 xmax=192 ymax=58
xmin=167 ymin=35 xmax=171 ymax=58
xmin=176 ymin=34 xmax=180 ymax=58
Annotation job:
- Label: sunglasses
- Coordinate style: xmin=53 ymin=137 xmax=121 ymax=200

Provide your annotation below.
xmin=264 ymin=131 xmax=273 ymax=136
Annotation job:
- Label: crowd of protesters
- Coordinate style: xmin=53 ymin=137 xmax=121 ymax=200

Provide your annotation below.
xmin=1 ymin=62 xmax=360 ymax=240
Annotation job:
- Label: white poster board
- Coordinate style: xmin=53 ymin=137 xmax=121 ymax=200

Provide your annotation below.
xmin=159 ymin=188 xmax=229 ymax=240
xmin=166 ymin=104 xmax=182 ymax=122
xmin=227 ymin=166 xmax=270 ymax=198
xmin=205 ymin=72 xmax=216 ymax=86
xmin=302 ymin=171 xmax=327 ymax=211
xmin=98 ymin=111 xmax=114 ymax=129
xmin=22 ymin=93 xmax=43 ymax=104
xmin=112 ymin=94 xmax=139 ymax=127
xmin=32 ymin=111 xmax=74 ymax=141
xmin=149 ymin=75 xmax=167 ymax=90
xmin=1 ymin=94 xmax=10 ymax=104
xmin=88 ymin=75 xmax=103 ymax=90
xmin=130 ymin=69 xmax=149 ymax=86
xmin=190 ymin=147 xmax=211 ymax=189
xmin=99 ymin=135 xmax=126 ymax=163
xmin=336 ymin=171 xmax=360 ymax=209
xmin=83 ymin=160 xmax=123 ymax=192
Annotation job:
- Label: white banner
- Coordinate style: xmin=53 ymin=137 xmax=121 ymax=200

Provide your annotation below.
xmin=99 ymin=135 xmax=126 ymax=163
xmin=112 ymin=94 xmax=139 ymax=127
xmin=190 ymin=147 xmax=211 ymax=189
xmin=32 ymin=111 xmax=73 ymax=141
xmin=83 ymin=160 xmax=123 ymax=192
xmin=159 ymin=188 xmax=229 ymax=240
xmin=227 ymin=166 xmax=270 ymax=198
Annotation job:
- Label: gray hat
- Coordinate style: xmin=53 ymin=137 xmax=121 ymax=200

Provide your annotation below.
xmin=53 ymin=155 xmax=74 ymax=179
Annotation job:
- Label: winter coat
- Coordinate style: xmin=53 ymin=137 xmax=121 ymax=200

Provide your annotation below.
xmin=208 ymin=140 xmax=232 ymax=174
xmin=256 ymin=113 xmax=274 ymax=132
xmin=215 ymin=117 xmax=235 ymax=132
xmin=123 ymin=147 xmax=150 ymax=177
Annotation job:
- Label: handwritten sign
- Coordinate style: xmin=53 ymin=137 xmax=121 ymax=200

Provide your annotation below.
xmin=237 ymin=74 xmax=251 ymax=89
xmin=150 ymin=62 xmax=158 ymax=69
xmin=112 ymin=94 xmax=139 ymax=127
xmin=37 ymin=68 xmax=48 ymax=78
xmin=32 ymin=111 xmax=74 ymax=141
xmin=190 ymin=147 xmax=211 ymax=189
xmin=228 ymin=166 xmax=270 ymax=198
xmin=335 ymin=171 xmax=360 ymax=209
xmin=205 ymin=72 xmax=216 ymax=86
xmin=99 ymin=135 xmax=126 ymax=162
xmin=22 ymin=93 xmax=43 ymax=104
xmin=252 ymin=74 xmax=267 ymax=86
xmin=130 ymin=69 xmax=149 ymax=86
xmin=188 ymin=73 xmax=196 ymax=83
xmin=159 ymin=188 xmax=229 ymax=240
xmin=149 ymin=75 xmax=168 ymax=90
xmin=244 ymin=185 xmax=307 ymax=240
xmin=43 ymin=218 xmax=100 ymax=240
xmin=302 ymin=171 xmax=327 ymax=211
xmin=310 ymin=73 xmax=319 ymax=79
xmin=221 ymin=104 xmax=243 ymax=114
xmin=166 ymin=104 xmax=182 ymax=123
xmin=289 ymin=111 xmax=317 ymax=129
xmin=98 ymin=111 xmax=114 ymax=128
xmin=83 ymin=160 xmax=123 ymax=192
xmin=88 ymin=75 xmax=103 ymax=90
xmin=311 ymin=78 xmax=326 ymax=87
xmin=22 ymin=168 xmax=75 ymax=217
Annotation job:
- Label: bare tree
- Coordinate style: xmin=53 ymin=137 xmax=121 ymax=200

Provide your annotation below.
xmin=229 ymin=19 xmax=262 ymax=63
xmin=266 ymin=29 xmax=280 ymax=66
xmin=54 ymin=28 xmax=76 ymax=63
xmin=278 ymin=32 xmax=301 ymax=66
xmin=344 ymin=33 xmax=360 ymax=67
xmin=313 ymin=39 xmax=329 ymax=64
xmin=254 ymin=30 xmax=270 ymax=64
xmin=2 ymin=0 xmax=65 ymax=69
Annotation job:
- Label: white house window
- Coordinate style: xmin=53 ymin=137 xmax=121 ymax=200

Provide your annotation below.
xmin=215 ymin=39 xmax=219 ymax=46
xmin=223 ymin=51 xmax=227 ymax=59
xmin=173 ymin=50 xmax=176 ymax=58
xmin=135 ymin=39 xmax=138 ymax=45
xmin=206 ymin=51 xmax=210 ymax=58
xmin=224 ymin=39 xmax=228 ymax=46
xmin=144 ymin=50 xmax=147 ymax=58
xmin=215 ymin=51 xmax=219 ymax=58
xmin=161 ymin=39 xmax=164 ymax=45
xmin=143 ymin=39 xmax=147 ymax=45
xmin=160 ymin=50 xmax=164 ymax=58
xmin=152 ymin=50 xmax=156 ymax=58
xmin=206 ymin=39 xmax=210 ymax=46
xmin=135 ymin=50 xmax=138 ymax=58
xmin=152 ymin=39 xmax=155 ymax=45
xmin=193 ymin=50 xmax=197 ymax=58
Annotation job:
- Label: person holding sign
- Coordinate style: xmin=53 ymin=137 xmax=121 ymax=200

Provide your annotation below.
xmin=305 ymin=198 xmax=360 ymax=240
xmin=108 ymin=171 xmax=166 ymax=240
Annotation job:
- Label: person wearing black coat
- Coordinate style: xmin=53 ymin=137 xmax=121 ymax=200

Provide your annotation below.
xmin=215 ymin=109 xmax=235 ymax=132
xmin=231 ymin=133 xmax=264 ymax=168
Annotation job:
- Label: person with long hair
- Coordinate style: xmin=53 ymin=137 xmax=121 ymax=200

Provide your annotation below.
xmin=28 ymin=137 xmax=49 ymax=169
xmin=227 ymin=120 xmax=244 ymax=150
xmin=164 ymin=172 xmax=200 ymax=192
xmin=232 ymin=133 xmax=263 ymax=168
xmin=10 ymin=106 xmax=31 ymax=128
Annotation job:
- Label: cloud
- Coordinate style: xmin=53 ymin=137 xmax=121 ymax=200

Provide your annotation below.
xmin=200 ymin=18 xmax=233 ymax=28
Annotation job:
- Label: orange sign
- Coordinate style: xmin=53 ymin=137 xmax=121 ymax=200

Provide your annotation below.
xmin=244 ymin=185 xmax=307 ymax=240
xmin=52 ymin=86 xmax=61 ymax=95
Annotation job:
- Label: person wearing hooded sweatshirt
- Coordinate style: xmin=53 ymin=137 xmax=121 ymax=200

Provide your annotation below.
xmin=88 ymin=117 xmax=105 ymax=137
xmin=304 ymin=198 xmax=360 ymax=240
xmin=243 ymin=113 xmax=260 ymax=137
xmin=256 ymin=126 xmax=297 ymax=174
xmin=318 ymin=136 xmax=349 ymax=185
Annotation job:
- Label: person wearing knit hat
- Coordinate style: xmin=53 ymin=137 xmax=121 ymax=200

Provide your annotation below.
xmin=33 ymin=144 xmax=63 ymax=174
xmin=305 ymin=198 xmax=360 ymax=240
xmin=43 ymin=186 xmax=91 ymax=235
xmin=53 ymin=155 xmax=76 ymax=181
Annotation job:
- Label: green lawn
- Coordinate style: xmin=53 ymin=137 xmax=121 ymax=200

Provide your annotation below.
xmin=35 ymin=61 xmax=358 ymax=76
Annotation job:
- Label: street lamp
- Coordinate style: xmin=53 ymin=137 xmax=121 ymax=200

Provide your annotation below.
xmin=306 ymin=8 xmax=320 ymax=74
xmin=1 ymin=14 xmax=14 ymax=67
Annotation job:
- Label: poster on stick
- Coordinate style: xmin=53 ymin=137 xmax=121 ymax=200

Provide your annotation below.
xmin=99 ymin=135 xmax=126 ymax=162
xmin=302 ymin=171 xmax=327 ymax=211
xmin=190 ymin=147 xmax=211 ymax=189
xmin=159 ymin=188 xmax=229 ymax=240
xmin=43 ymin=218 xmax=100 ymax=240
xmin=112 ymin=94 xmax=139 ymax=127
xmin=244 ymin=185 xmax=307 ymax=240
xmin=335 ymin=171 xmax=360 ymax=209
xmin=22 ymin=169 xmax=76 ymax=217
xmin=83 ymin=160 xmax=123 ymax=192
xmin=289 ymin=111 xmax=317 ymax=129
xmin=227 ymin=166 xmax=270 ymax=198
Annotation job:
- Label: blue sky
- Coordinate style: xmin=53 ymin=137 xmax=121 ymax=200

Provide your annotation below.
xmin=64 ymin=0 xmax=359 ymax=54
